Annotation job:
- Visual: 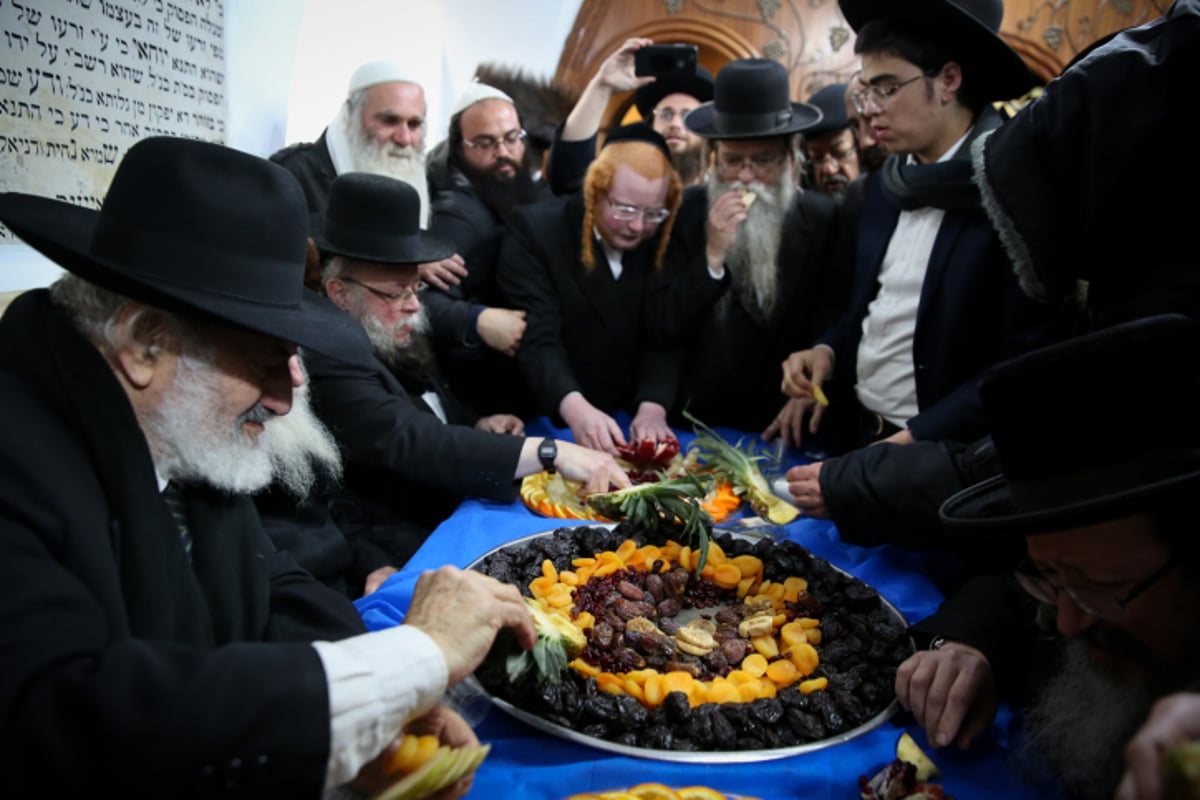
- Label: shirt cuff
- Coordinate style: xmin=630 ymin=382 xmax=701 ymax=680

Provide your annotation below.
xmin=464 ymin=305 xmax=487 ymax=346
xmin=314 ymin=625 xmax=448 ymax=789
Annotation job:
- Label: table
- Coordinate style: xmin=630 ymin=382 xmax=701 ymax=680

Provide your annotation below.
xmin=356 ymin=418 xmax=1062 ymax=800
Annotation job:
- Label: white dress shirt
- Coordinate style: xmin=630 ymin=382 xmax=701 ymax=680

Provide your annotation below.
xmin=854 ymin=130 xmax=971 ymax=428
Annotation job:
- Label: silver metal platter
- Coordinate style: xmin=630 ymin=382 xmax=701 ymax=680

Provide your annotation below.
xmin=467 ymin=524 xmax=912 ymax=764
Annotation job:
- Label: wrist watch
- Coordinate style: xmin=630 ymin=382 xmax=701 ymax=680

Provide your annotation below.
xmin=538 ymin=438 xmax=557 ymax=474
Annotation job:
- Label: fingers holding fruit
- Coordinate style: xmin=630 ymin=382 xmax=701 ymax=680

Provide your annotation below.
xmin=705 ymin=190 xmax=750 ymax=268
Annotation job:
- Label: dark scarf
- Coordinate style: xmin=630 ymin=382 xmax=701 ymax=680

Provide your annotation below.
xmin=0 ymin=291 xmax=268 ymax=646
xmin=879 ymin=106 xmax=1004 ymax=212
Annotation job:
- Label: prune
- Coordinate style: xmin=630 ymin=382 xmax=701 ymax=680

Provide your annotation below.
xmin=640 ymin=725 xmax=674 ymax=750
xmin=614 ymin=695 xmax=649 ymax=728
xmin=662 ymin=691 xmax=691 ymax=723
xmin=710 ymin=710 xmax=737 ymax=748
xmin=785 ymin=707 xmax=825 ymax=739
xmin=749 ymin=697 xmax=784 ymax=725
xmin=581 ymin=693 xmax=621 ymax=723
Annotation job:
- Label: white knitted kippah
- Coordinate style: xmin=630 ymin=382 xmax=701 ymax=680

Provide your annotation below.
xmin=451 ymin=80 xmax=514 ymax=116
xmin=347 ymin=61 xmax=421 ymax=95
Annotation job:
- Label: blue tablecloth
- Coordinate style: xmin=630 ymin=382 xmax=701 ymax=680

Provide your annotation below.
xmin=355 ymin=418 xmax=1059 ymax=800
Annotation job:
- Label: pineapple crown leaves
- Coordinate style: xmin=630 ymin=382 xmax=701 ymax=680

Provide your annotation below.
xmin=585 ymin=471 xmax=714 ymax=574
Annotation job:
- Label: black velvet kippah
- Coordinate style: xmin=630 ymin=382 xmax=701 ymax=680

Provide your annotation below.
xmin=601 ymin=122 xmax=672 ymax=161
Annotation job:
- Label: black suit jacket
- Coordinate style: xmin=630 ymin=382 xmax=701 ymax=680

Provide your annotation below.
xmin=0 ymin=292 xmax=363 ymax=797
xmin=654 ymin=185 xmax=852 ymax=432
xmin=496 ymin=193 xmax=681 ymax=420
xmin=270 ymin=131 xmax=336 ymax=233
xmin=819 ymin=169 xmax=1067 ymax=443
xmin=304 ymin=340 xmax=523 ymax=564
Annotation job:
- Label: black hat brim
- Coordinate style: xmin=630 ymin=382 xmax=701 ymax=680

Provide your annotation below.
xmin=0 ymin=193 xmax=369 ymax=364
xmin=839 ymin=0 xmax=1038 ymax=101
xmin=311 ymin=228 xmax=454 ymax=267
xmin=939 ymin=469 xmax=1200 ymax=537
xmin=685 ymin=101 xmax=823 ymax=139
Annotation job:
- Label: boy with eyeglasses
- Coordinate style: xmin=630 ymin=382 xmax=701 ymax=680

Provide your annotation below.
xmin=780 ymin=0 xmax=1067 ymax=456
xmin=893 ymin=313 xmax=1200 ymax=800
xmin=496 ymin=124 xmax=684 ymax=454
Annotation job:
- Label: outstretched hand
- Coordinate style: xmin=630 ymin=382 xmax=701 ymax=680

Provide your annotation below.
xmin=895 ymin=642 xmax=998 ymax=750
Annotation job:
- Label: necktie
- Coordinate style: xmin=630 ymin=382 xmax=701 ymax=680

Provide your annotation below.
xmin=161 ymin=481 xmax=193 ymax=561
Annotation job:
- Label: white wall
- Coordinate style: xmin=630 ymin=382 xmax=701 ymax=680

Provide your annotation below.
xmin=1 ymin=0 xmax=581 ymax=290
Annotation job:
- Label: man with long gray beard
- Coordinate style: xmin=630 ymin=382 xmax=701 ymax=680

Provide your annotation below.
xmin=649 ymin=58 xmax=853 ymax=438
xmin=304 ymin=172 xmax=629 ymax=569
xmin=0 ymin=137 xmax=538 ymax=798
xmin=895 ymin=314 xmax=1200 ymax=800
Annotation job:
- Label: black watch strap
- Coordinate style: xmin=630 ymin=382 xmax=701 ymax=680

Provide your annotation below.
xmin=538 ymin=438 xmax=557 ymax=474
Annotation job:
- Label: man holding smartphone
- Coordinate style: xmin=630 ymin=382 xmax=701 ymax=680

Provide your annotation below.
xmin=546 ymin=38 xmax=713 ymax=190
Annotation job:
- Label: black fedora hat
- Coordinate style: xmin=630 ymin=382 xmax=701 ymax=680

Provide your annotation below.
xmin=0 ymin=136 xmax=366 ymax=363
xmin=634 ymin=65 xmax=715 ymax=119
xmin=685 ymin=58 xmax=822 ymax=139
xmin=313 ymin=173 xmax=453 ymax=266
xmin=803 ymin=83 xmax=852 ymax=138
xmin=940 ymin=314 xmax=1200 ymax=536
xmin=839 ymin=0 xmax=1036 ymax=102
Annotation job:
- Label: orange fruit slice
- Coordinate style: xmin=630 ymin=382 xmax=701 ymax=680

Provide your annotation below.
xmin=676 ymin=788 xmax=728 ymax=800
xmin=629 ymin=783 xmax=681 ymax=800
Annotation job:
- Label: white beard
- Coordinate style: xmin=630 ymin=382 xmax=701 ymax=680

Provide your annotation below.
xmin=344 ymin=115 xmax=431 ymax=227
xmin=145 ymin=351 xmax=341 ymax=497
xmin=350 ymin=296 xmax=432 ymax=373
xmin=707 ymin=171 xmax=794 ymax=319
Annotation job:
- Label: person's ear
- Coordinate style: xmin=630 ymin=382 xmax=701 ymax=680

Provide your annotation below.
xmin=112 ymin=306 xmax=175 ymax=389
xmin=325 ymin=277 xmax=351 ymax=311
xmin=939 ymin=62 xmax=964 ymax=103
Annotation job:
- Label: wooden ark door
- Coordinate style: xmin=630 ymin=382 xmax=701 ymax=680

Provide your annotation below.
xmin=553 ymin=0 xmax=1171 ymax=132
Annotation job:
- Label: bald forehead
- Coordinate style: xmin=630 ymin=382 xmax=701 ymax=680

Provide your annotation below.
xmin=460 ymin=99 xmax=519 ymax=137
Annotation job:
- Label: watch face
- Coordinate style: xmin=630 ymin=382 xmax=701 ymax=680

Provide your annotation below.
xmin=539 ymin=439 xmax=556 ymax=468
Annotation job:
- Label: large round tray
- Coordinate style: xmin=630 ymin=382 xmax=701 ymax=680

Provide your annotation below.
xmin=467 ymin=524 xmax=914 ymax=764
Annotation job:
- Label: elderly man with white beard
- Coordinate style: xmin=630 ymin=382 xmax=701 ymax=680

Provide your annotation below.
xmin=647 ymin=58 xmax=855 ymax=440
xmin=0 ymin=137 xmax=540 ymax=798
xmin=302 ymin=172 xmax=630 ymax=573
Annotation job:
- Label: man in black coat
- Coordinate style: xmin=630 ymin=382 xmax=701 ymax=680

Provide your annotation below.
xmin=303 ymin=173 xmax=630 ymax=573
xmin=423 ymin=80 xmax=548 ymax=417
xmin=0 ymin=138 xmax=536 ymax=797
xmin=894 ymin=314 xmax=1200 ymax=800
xmin=652 ymin=58 xmax=853 ymax=441
xmin=496 ymin=124 xmax=684 ymax=454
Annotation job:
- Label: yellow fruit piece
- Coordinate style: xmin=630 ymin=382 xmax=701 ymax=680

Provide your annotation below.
xmin=813 ymin=383 xmax=830 ymax=407
xmin=629 ymin=783 xmax=681 ymax=800
xmin=897 ymin=730 xmax=941 ymax=781
xmin=799 ymin=676 xmax=829 ymax=694
xmin=677 ymin=788 xmax=729 ymax=800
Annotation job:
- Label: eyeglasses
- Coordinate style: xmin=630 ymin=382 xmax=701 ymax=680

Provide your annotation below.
xmin=605 ymin=196 xmax=670 ymax=225
xmin=652 ymin=107 xmax=690 ymax=124
xmin=342 ymin=276 xmax=426 ymax=304
xmin=850 ymin=74 xmax=926 ymax=114
xmin=806 ymin=144 xmax=858 ymax=169
xmin=461 ymin=128 xmax=527 ymax=153
xmin=1014 ymin=557 xmax=1176 ymax=621
xmin=717 ymin=150 xmax=785 ymax=176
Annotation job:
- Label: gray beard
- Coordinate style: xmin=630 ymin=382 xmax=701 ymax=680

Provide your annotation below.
xmin=707 ymin=173 xmax=794 ymax=320
xmin=355 ymin=301 xmax=434 ymax=375
xmin=145 ymin=352 xmax=341 ymax=497
xmin=1018 ymin=638 xmax=1200 ymax=799
xmin=345 ymin=117 xmax=431 ymax=225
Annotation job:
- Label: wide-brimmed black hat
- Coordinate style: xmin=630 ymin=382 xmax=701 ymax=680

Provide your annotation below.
xmin=803 ymin=83 xmax=852 ymax=138
xmin=0 ymin=136 xmax=366 ymax=363
xmin=839 ymin=0 xmax=1036 ymax=102
xmin=634 ymin=65 xmax=715 ymax=119
xmin=313 ymin=173 xmax=454 ymax=265
xmin=940 ymin=314 xmax=1200 ymax=536
xmin=685 ymin=58 xmax=822 ymax=139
